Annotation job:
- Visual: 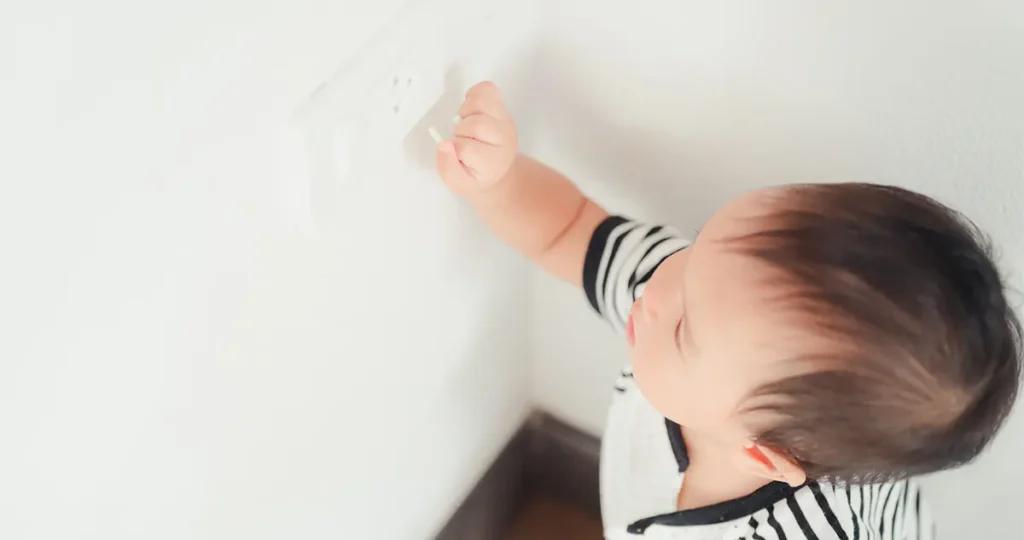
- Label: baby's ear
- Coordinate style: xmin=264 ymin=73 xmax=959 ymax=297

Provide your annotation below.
xmin=737 ymin=441 xmax=807 ymax=487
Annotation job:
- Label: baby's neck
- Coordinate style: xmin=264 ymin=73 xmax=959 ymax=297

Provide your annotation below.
xmin=676 ymin=426 xmax=772 ymax=511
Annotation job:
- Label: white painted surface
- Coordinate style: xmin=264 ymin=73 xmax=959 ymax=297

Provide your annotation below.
xmin=527 ymin=1 xmax=1024 ymax=537
xmin=5 ymin=1 xmax=1022 ymax=538
xmin=1 ymin=1 xmax=539 ymax=539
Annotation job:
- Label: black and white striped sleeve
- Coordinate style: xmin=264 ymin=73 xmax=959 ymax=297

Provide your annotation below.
xmin=582 ymin=216 xmax=690 ymax=330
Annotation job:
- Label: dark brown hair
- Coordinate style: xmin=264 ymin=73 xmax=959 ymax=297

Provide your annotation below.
xmin=736 ymin=183 xmax=1022 ymax=484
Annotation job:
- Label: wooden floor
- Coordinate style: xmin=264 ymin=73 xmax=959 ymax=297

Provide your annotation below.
xmin=503 ymin=497 xmax=603 ymax=540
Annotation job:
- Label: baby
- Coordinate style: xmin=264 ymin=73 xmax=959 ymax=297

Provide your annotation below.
xmin=433 ymin=82 xmax=1022 ymax=539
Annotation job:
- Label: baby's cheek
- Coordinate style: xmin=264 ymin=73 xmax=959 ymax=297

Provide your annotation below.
xmin=632 ymin=351 xmax=690 ymax=422
xmin=689 ymin=370 xmax=746 ymax=428
xmin=628 ymin=348 xmax=653 ymax=389
xmin=653 ymin=359 xmax=730 ymax=430
xmin=630 ymin=351 xmax=662 ymax=399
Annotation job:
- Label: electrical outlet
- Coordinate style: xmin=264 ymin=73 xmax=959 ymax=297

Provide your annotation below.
xmin=291 ymin=0 xmax=452 ymax=180
xmin=286 ymin=0 xmax=478 ymax=233
xmin=388 ymin=51 xmax=446 ymax=138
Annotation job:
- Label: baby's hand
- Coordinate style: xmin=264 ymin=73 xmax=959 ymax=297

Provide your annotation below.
xmin=434 ymin=81 xmax=518 ymax=196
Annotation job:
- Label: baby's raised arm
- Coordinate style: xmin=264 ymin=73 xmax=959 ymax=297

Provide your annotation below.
xmin=433 ymin=81 xmax=608 ymax=286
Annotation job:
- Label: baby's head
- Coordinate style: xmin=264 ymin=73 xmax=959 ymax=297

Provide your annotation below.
xmin=629 ymin=183 xmax=1022 ymax=486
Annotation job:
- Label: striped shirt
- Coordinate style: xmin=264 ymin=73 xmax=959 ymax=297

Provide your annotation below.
xmin=584 ymin=216 xmax=936 ymax=540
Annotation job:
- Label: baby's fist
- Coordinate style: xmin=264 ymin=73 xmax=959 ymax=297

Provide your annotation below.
xmin=435 ymin=81 xmax=518 ymax=195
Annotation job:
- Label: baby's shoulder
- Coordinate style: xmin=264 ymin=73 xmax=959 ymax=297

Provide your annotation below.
xmin=733 ymin=480 xmax=932 ymax=540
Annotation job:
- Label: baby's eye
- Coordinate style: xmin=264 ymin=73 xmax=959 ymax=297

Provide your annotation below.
xmin=674 ymin=318 xmax=684 ymax=352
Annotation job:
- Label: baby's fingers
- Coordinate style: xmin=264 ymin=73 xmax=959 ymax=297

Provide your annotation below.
xmin=451 ymin=138 xmax=507 ymax=184
xmin=453 ymin=115 xmax=506 ymax=147
xmin=435 ymin=138 xmax=504 ymax=188
xmin=435 ymin=140 xmax=474 ymax=188
xmin=458 ymin=81 xmax=508 ymax=120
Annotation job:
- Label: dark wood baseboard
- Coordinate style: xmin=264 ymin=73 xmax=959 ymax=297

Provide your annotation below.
xmin=433 ymin=424 xmax=531 ymax=540
xmin=522 ymin=412 xmax=602 ymax=517
xmin=435 ymin=411 xmax=601 ymax=540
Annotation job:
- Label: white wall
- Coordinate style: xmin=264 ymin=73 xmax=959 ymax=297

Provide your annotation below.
xmin=0 ymin=1 xmax=540 ymax=539
xmin=5 ymin=1 xmax=1022 ymax=538
xmin=527 ymin=1 xmax=1024 ymax=537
